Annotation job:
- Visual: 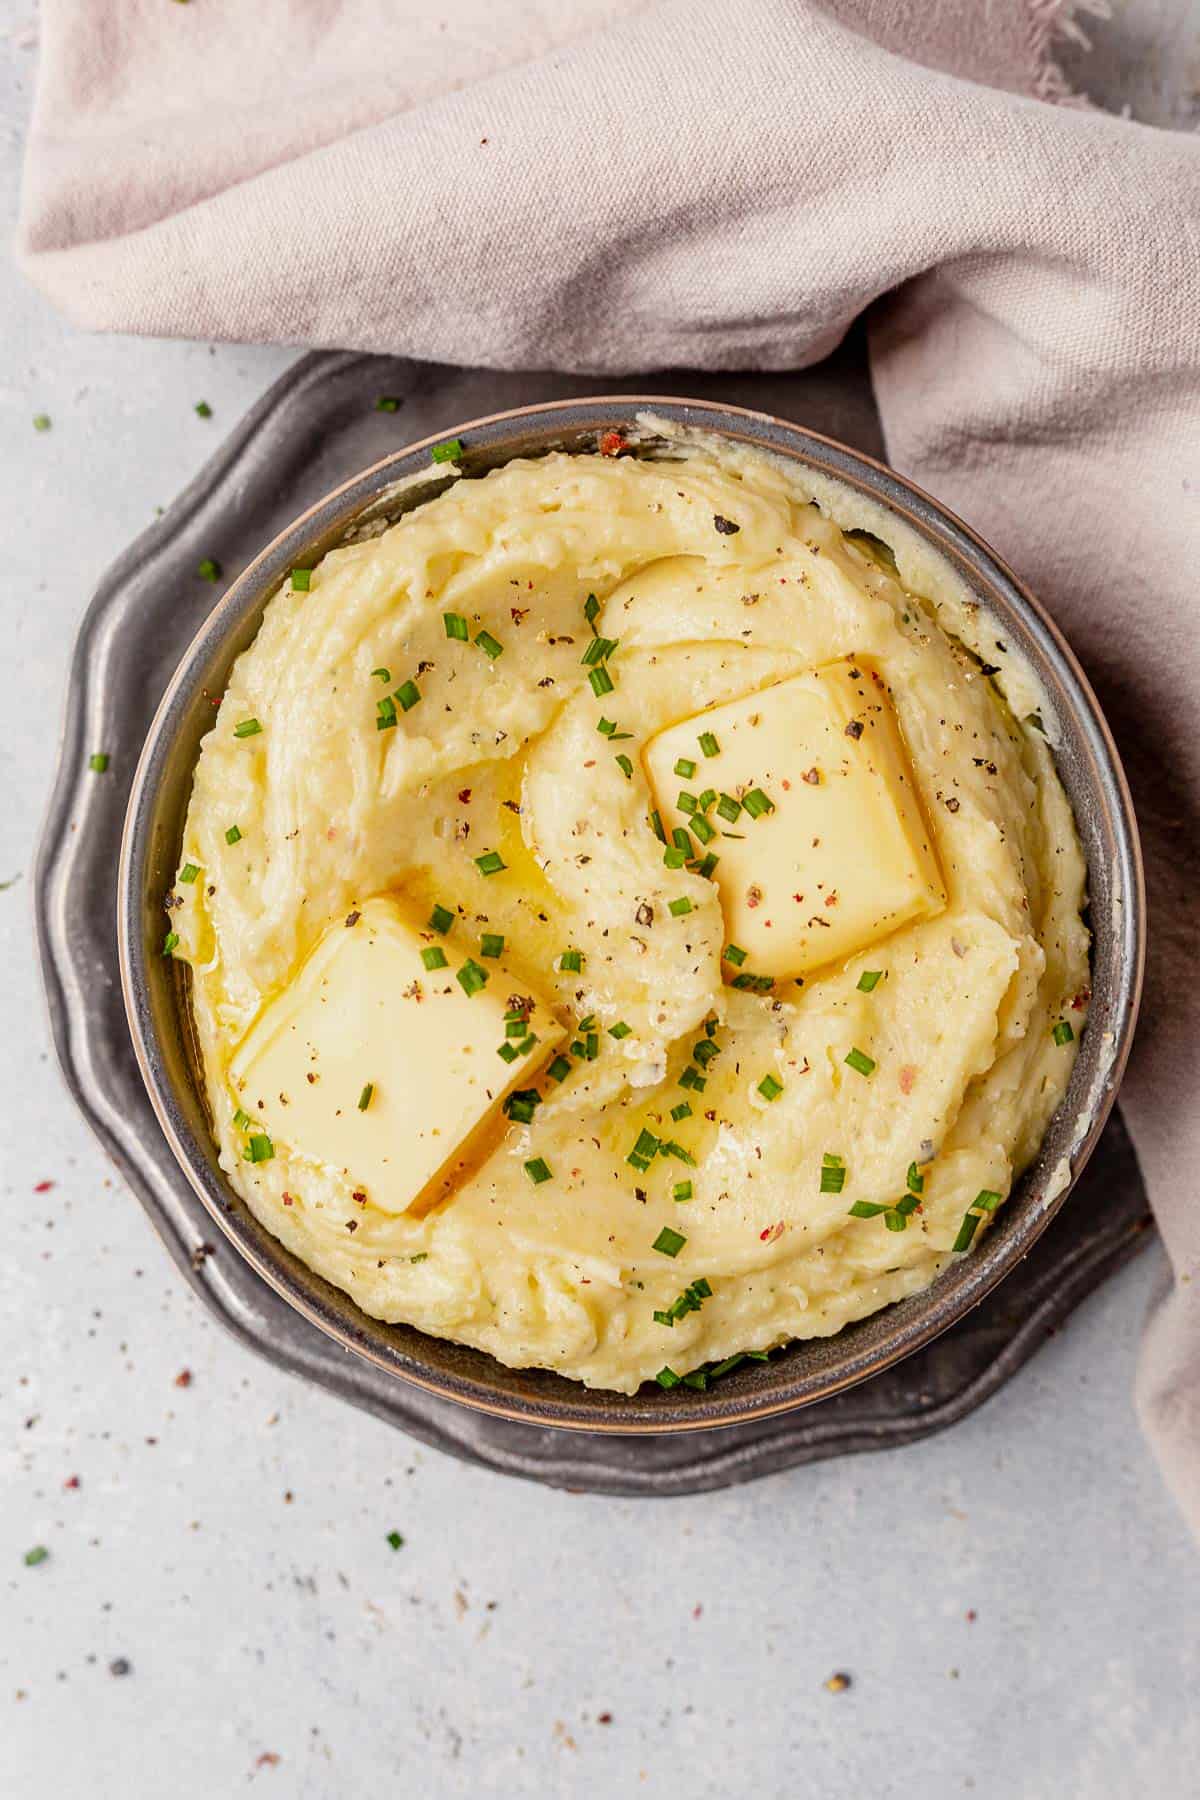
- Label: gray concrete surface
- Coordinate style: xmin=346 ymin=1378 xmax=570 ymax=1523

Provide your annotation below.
xmin=3 ymin=8 xmax=1198 ymax=1797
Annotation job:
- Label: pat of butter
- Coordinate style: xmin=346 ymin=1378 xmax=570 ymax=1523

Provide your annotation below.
xmin=229 ymin=897 xmax=564 ymax=1212
xmin=643 ymin=660 xmax=945 ymax=979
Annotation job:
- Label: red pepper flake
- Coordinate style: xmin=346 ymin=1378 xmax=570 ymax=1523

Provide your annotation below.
xmin=746 ymin=884 xmax=763 ymax=910
xmin=174 ymin=1369 xmax=193 ymax=1388
xmin=255 ymin=1753 xmax=281 ymax=1769
xmin=598 ymin=430 xmax=627 ymax=457
xmin=458 ymin=788 xmax=472 ymax=804
xmin=898 ymin=1065 xmax=916 ymax=1094
xmin=64 ymin=1474 xmax=80 ymax=1491
xmin=966 ymin=1608 xmax=977 ymax=1623
xmin=33 ymin=1180 xmax=54 ymax=1193
xmin=282 ymin=1192 xmax=294 ymax=1206
xmin=597 ymin=1712 xmax=613 ymax=1725
xmin=345 ymin=910 xmax=361 ymax=929
xmin=759 ymin=1221 xmax=785 ymax=1244
xmin=692 ymin=1603 xmax=703 ymax=1619
xmin=1071 ymin=988 xmax=1091 ymax=1010
xmin=351 ymin=1188 xmax=367 ymax=1205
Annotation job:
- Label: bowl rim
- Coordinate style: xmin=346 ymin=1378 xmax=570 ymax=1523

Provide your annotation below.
xmin=118 ymin=393 xmax=1145 ymax=1431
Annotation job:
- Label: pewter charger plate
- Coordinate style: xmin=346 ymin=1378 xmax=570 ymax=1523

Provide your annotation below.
xmin=36 ymin=343 xmax=1151 ymax=1495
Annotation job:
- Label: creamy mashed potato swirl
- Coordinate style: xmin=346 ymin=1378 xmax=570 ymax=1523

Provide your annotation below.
xmin=175 ymin=436 xmax=1088 ymax=1393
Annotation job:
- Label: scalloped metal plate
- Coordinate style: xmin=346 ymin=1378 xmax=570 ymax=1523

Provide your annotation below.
xmin=35 ymin=341 xmax=1151 ymax=1494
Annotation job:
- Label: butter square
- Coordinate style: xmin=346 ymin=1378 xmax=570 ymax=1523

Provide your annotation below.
xmin=229 ymin=897 xmax=564 ymax=1212
xmin=642 ymin=660 xmax=945 ymax=980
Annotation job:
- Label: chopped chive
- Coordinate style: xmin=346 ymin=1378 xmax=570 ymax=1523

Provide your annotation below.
xmin=32 ymin=414 xmax=51 ymax=433
xmin=246 ymin=1133 xmax=274 ymax=1163
xmin=524 ymin=1157 xmax=552 ymax=1185
xmin=233 ymin=1108 xmax=251 ymax=1131
xmin=671 ymin=1102 xmax=692 ymax=1122
xmin=358 ymin=1083 xmax=374 ymax=1111
xmin=710 ymin=1355 xmax=746 ymax=1379
xmin=505 ymin=1089 xmax=540 ymax=1124
xmin=456 ymin=958 xmax=488 ymax=996
xmin=692 ymin=1039 xmax=720 ymax=1067
xmin=584 ymin=593 xmax=600 ymax=628
xmin=431 ymin=438 xmax=464 ymax=463
xmin=376 ymin=696 xmax=397 ymax=729
xmin=848 ymin=1200 xmax=889 ymax=1218
xmin=233 ymin=718 xmax=262 ymax=739
xmin=659 ymin=1141 xmax=695 ymax=1166
xmin=372 ymin=667 xmax=392 ymax=683
xmin=409 ymin=1253 xmax=428 ymax=1264
xmin=428 ymin=903 xmax=454 ymax=934
xmin=656 ymin=1366 xmax=681 ymax=1389
xmin=857 ymin=969 xmax=883 ymax=992
xmin=672 ymin=827 xmax=694 ymax=856
xmin=650 ymin=810 xmax=667 ymax=843
xmin=627 ymin=1128 xmax=660 ymax=1170
xmin=394 ymin=679 xmax=421 ymax=712
xmin=845 ymin=1047 xmax=876 ymax=1077
xmin=162 ymin=930 xmax=180 ymax=956
xmin=443 ymin=612 xmax=469 ymax=640
xmin=474 ymin=851 xmax=506 ymax=876
xmin=514 ymin=1034 xmax=539 ymax=1058
xmin=819 ymin=1160 xmax=846 ymax=1193
xmin=225 ymin=824 xmax=242 ymax=845
xmin=691 ymin=814 xmax=716 ymax=846
xmin=664 ymin=846 xmax=686 ymax=870
xmin=375 ymin=396 xmax=401 ymax=412
xmin=475 ymin=630 xmax=504 ymax=660
xmin=673 ymin=1181 xmax=693 ymax=1202
xmin=559 ymin=949 xmax=583 ymax=973
xmin=679 ymin=1067 xmax=706 ymax=1092
xmin=588 ymin=666 xmax=615 ymax=697
xmin=505 ymin=1018 xmax=528 ymax=1037
xmin=694 ymin=853 xmax=719 ymax=879
xmin=894 ymin=1192 xmax=921 ymax=1217
xmin=386 ymin=1530 xmax=404 ymax=1549
xmin=653 ymin=1309 xmax=675 ymax=1328
xmin=742 ymin=788 xmax=774 ymax=819
xmin=24 ymin=1545 xmax=49 ymax=1566
xmin=421 ymin=946 xmax=448 ymax=971
xmin=698 ymin=731 xmax=720 ymax=757
xmin=547 ymin=1055 xmax=572 ymax=1083
xmin=757 ymin=1073 xmax=783 ymax=1102
xmin=480 ymin=933 xmax=504 ymax=959
xmin=290 ymin=568 xmax=312 ymax=591
xmin=682 ymin=1370 xmax=708 ymax=1390
xmin=615 ymin=753 xmax=633 ymax=780
xmin=696 ymin=789 xmax=717 ymax=813
xmin=88 ymin=752 xmax=109 ymax=773
xmin=597 ymin=717 xmax=617 ymax=736
xmin=906 ymin=1163 xmax=924 ymax=1194
xmin=674 ymin=758 xmax=697 ymax=779
xmin=884 ymin=1210 xmax=909 ymax=1233
xmin=677 ymin=790 xmax=698 ymax=814
xmin=178 ymin=863 xmax=200 ymax=885
xmin=609 ymin=1021 xmax=632 ymax=1040
xmin=1052 ymin=1020 xmax=1075 ymax=1046
xmin=578 ymin=1016 xmax=596 ymax=1032
xmin=497 ymin=1042 xmax=520 ymax=1063
xmin=581 ymin=637 xmax=618 ymax=667
xmin=723 ymin=944 xmax=748 ymax=966
xmin=653 ymin=1226 xmax=686 ymax=1258
xmin=198 ymin=557 xmax=222 ymax=583
xmin=713 ymin=793 xmax=740 ymax=826
xmin=974 ymin=1188 xmax=1003 ymax=1213
xmin=669 ymin=897 xmax=693 ymax=918
xmin=952 ymin=1211 xmax=981 ymax=1252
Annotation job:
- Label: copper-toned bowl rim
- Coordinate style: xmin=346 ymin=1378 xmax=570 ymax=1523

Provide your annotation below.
xmin=118 ymin=396 xmax=1145 ymax=1432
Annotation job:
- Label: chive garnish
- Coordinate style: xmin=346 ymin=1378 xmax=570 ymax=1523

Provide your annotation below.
xmin=723 ymin=944 xmax=747 ymax=966
xmin=698 ymin=732 xmax=719 ymax=757
xmin=742 ymin=788 xmax=774 ymax=818
xmin=695 ymin=853 xmax=719 ymax=878
xmin=24 ymin=1545 xmax=49 ymax=1566
xmin=372 ymin=667 xmax=391 ymax=683
xmin=848 ymin=1200 xmax=889 ymax=1218
xmin=731 ymin=972 xmax=774 ymax=994
xmin=198 ymin=558 xmax=222 ymax=583
xmin=233 ymin=1108 xmax=250 ymax=1131
xmin=584 ymin=593 xmax=600 ymax=629
xmin=757 ymin=1073 xmax=783 ymax=1101
xmin=673 ymin=1181 xmax=693 ymax=1202
xmin=844 ymin=1047 xmax=875 ymax=1077
xmin=679 ymin=1067 xmax=706 ymax=1092
xmin=246 ymin=1133 xmax=274 ymax=1163
xmin=820 ymin=1155 xmax=846 ymax=1193
xmin=588 ymin=666 xmax=614 ymax=697
xmin=162 ymin=930 xmax=179 ymax=956
xmin=395 ymin=679 xmax=421 ymax=712
xmin=672 ymin=827 xmax=694 ymax=856
xmin=884 ymin=1210 xmax=908 ymax=1233
xmin=653 ymin=1226 xmax=686 ymax=1258
xmin=906 ymin=1163 xmax=924 ymax=1194
xmin=443 ymin=613 xmax=469 ymax=640
xmin=358 ymin=1083 xmax=374 ymax=1111
xmin=480 ymin=933 xmax=504 ymax=958
xmin=975 ymin=1188 xmax=1002 ymax=1212
xmin=674 ymin=758 xmax=697 ymax=779
xmin=456 ymin=959 xmax=488 ymax=996
xmin=497 ymin=1042 xmax=520 ymax=1063
xmin=615 ymin=753 xmax=633 ymax=780
xmin=179 ymin=863 xmax=200 ymax=884
xmin=597 ymin=717 xmax=617 ymax=736
xmin=421 ymin=946 xmax=448 ymax=970
xmin=664 ymin=846 xmax=686 ymax=870
xmin=547 ymin=1055 xmax=571 ymax=1083
xmin=225 ymin=824 xmax=242 ymax=845
xmin=524 ymin=1157 xmax=552 ymax=1185
xmin=671 ymin=1102 xmax=692 ymax=1122
xmin=475 ymin=630 xmax=504 ymax=660
xmin=1052 ymin=1020 xmax=1075 ymax=1046
xmin=952 ymin=1212 xmax=981 ymax=1252
xmin=431 ymin=438 xmax=464 ymax=463
xmin=32 ymin=415 xmax=51 ymax=433
xmin=669 ymin=897 xmax=693 ymax=917
xmin=88 ymin=752 xmax=109 ymax=773
xmin=857 ymin=970 xmax=883 ymax=992
xmin=474 ymin=851 xmax=506 ymax=876
xmin=505 ymin=1089 xmax=540 ymax=1124
xmin=677 ymin=790 xmax=698 ymax=814
xmin=691 ymin=814 xmax=716 ymax=846
xmin=656 ymin=1367 xmax=681 ymax=1389
xmin=428 ymin=903 xmax=454 ymax=934
xmin=376 ymin=396 xmax=401 ymax=412
xmin=233 ymin=718 xmax=262 ymax=738
xmin=650 ymin=810 xmax=667 ymax=843
xmin=716 ymin=793 xmax=741 ymax=823
xmin=386 ymin=1530 xmax=404 ymax=1550
xmin=559 ymin=949 xmax=583 ymax=972
xmin=627 ymin=1128 xmax=660 ymax=1171
xmin=290 ymin=568 xmax=312 ymax=591
xmin=376 ymin=696 xmax=397 ymax=730
xmin=609 ymin=1022 xmax=631 ymax=1039
xmin=581 ymin=637 xmax=618 ymax=667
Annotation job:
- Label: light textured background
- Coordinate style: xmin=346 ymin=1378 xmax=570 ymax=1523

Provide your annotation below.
xmin=3 ymin=6 xmax=1199 ymax=1795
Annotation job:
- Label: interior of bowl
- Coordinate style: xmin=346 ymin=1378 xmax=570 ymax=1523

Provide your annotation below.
xmin=119 ymin=398 xmax=1144 ymax=1431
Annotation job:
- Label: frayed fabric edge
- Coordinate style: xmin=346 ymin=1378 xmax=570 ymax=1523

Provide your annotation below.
xmin=1026 ymin=0 xmax=1110 ymax=106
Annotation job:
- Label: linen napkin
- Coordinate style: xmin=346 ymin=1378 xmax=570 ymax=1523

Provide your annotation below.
xmin=17 ymin=0 xmax=1200 ymax=1528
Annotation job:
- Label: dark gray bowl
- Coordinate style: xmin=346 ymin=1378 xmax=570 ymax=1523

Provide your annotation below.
xmin=118 ymin=397 xmax=1144 ymax=1432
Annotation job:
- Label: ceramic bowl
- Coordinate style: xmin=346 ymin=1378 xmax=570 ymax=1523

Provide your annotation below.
xmin=118 ymin=398 xmax=1144 ymax=1431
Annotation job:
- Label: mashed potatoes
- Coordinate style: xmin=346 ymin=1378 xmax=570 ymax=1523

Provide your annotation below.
xmin=173 ymin=431 xmax=1088 ymax=1393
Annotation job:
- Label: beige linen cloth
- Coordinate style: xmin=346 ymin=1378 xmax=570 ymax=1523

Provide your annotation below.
xmin=17 ymin=1 xmax=1200 ymax=1523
